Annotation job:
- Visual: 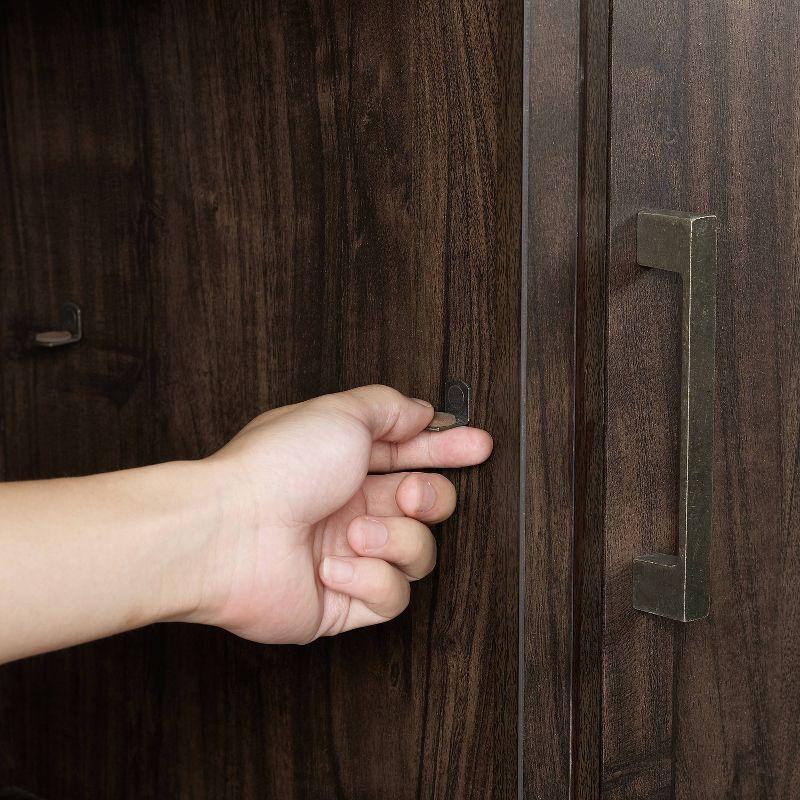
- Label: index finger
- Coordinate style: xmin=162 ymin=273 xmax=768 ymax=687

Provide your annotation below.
xmin=368 ymin=427 xmax=493 ymax=473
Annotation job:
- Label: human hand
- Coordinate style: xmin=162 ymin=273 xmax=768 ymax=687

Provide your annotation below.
xmin=187 ymin=385 xmax=493 ymax=644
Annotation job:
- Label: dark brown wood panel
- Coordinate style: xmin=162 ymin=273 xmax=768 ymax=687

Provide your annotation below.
xmin=605 ymin=2 xmax=800 ymax=798
xmin=521 ymin=0 xmax=611 ymax=796
xmin=521 ymin=1 xmax=580 ymax=798
xmin=571 ymin=0 xmax=609 ymax=797
xmin=0 ymin=2 xmax=522 ymax=797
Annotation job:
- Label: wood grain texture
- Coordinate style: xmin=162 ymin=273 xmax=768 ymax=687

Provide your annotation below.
xmin=521 ymin=1 xmax=580 ymax=798
xmin=605 ymin=2 xmax=800 ymax=798
xmin=522 ymin=0 xmax=610 ymax=796
xmin=0 ymin=2 xmax=522 ymax=797
xmin=571 ymin=0 xmax=609 ymax=797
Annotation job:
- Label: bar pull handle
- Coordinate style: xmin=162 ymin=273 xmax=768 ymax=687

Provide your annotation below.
xmin=633 ymin=210 xmax=717 ymax=622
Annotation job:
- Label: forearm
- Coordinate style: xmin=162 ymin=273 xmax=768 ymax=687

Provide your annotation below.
xmin=0 ymin=460 xmax=222 ymax=664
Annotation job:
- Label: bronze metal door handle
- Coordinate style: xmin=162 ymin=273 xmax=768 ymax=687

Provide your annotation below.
xmin=633 ymin=210 xmax=717 ymax=622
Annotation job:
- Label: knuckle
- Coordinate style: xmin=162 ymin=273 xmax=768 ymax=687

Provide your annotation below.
xmin=388 ymin=442 xmax=401 ymax=472
xmin=424 ymin=538 xmax=438 ymax=574
xmin=394 ymin=579 xmax=412 ymax=613
xmin=352 ymin=384 xmax=396 ymax=402
xmin=371 ymin=564 xmax=398 ymax=597
xmin=370 ymin=563 xmax=410 ymax=615
xmin=425 ymin=433 xmax=435 ymax=464
xmin=408 ymin=523 xmax=430 ymax=563
xmin=351 ymin=385 xmax=404 ymax=435
xmin=412 ymin=530 xmax=437 ymax=576
xmin=401 ymin=581 xmax=412 ymax=608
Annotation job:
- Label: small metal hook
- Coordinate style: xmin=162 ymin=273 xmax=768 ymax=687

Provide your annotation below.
xmin=426 ymin=379 xmax=471 ymax=431
xmin=34 ymin=302 xmax=82 ymax=348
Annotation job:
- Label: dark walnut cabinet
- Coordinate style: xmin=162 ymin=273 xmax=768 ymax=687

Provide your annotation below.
xmin=0 ymin=2 xmax=797 ymax=798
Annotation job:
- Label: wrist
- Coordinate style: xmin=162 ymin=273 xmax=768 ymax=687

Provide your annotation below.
xmin=154 ymin=456 xmax=253 ymax=628
xmin=141 ymin=459 xmax=229 ymax=626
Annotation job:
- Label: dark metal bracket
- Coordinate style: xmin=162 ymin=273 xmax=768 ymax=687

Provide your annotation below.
xmin=633 ymin=210 xmax=717 ymax=622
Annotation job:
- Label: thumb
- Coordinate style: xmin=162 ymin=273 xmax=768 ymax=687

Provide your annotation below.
xmin=326 ymin=385 xmax=435 ymax=442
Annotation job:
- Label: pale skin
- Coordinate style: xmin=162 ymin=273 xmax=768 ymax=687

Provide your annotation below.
xmin=0 ymin=385 xmax=493 ymax=665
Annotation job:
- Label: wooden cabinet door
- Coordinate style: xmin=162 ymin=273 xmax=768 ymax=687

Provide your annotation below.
xmin=602 ymin=1 xmax=800 ymax=798
xmin=16 ymin=1 xmax=798 ymax=798
xmin=0 ymin=2 xmax=548 ymax=798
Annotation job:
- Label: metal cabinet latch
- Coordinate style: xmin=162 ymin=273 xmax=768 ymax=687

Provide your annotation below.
xmin=34 ymin=302 xmax=82 ymax=347
xmin=426 ymin=380 xmax=471 ymax=431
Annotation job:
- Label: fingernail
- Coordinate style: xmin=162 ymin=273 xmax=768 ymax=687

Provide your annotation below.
xmin=417 ymin=480 xmax=437 ymax=513
xmin=411 ymin=398 xmax=433 ymax=408
xmin=360 ymin=517 xmax=389 ymax=550
xmin=323 ymin=557 xmax=355 ymax=584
